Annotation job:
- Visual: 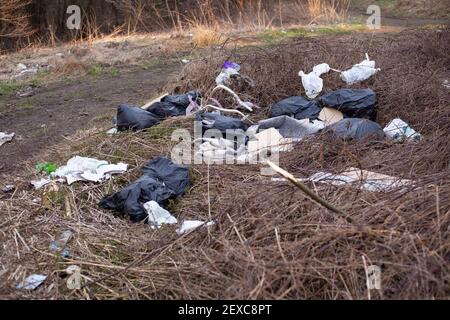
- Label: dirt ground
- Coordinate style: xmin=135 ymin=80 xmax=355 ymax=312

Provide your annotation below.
xmin=0 ymin=62 xmax=179 ymax=176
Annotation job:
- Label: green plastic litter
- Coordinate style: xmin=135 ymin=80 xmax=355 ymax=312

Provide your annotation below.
xmin=36 ymin=162 xmax=58 ymax=174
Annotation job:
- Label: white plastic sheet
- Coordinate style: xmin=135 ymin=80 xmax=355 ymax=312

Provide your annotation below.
xmin=308 ymin=168 xmax=412 ymax=192
xmin=53 ymin=156 xmax=128 ymax=185
xmin=16 ymin=274 xmax=47 ymax=290
xmin=176 ymin=220 xmax=215 ymax=235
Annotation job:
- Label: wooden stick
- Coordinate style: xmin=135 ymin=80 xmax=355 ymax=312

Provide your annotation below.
xmin=267 ymin=161 xmax=356 ymax=225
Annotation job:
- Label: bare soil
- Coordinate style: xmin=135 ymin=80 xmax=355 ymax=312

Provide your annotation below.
xmin=0 ymin=62 xmax=179 ymax=175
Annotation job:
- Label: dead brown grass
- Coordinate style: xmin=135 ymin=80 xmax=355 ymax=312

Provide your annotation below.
xmin=53 ymin=57 xmax=89 ymax=76
xmin=0 ymin=28 xmax=449 ymax=299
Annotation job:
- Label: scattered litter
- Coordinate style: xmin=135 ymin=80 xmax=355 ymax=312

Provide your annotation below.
xmin=14 ymin=63 xmax=39 ymax=79
xmin=100 ymin=157 xmax=191 ymax=222
xmin=116 ymin=104 xmax=160 ymax=131
xmin=144 ymin=201 xmax=178 ymax=228
xmin=17 ymin=63 xmax=27 ymax=71
xmin=16 ymin=274 xmax=47 ymax=290
xmin=383 ymin=118 xmax=422 ymax=142
xmin=299 ymin=63 xmax=331 ymax=99
xmin=181 ymin=59 xmax=189 ymax=64
xmin=31 ymin=178 xmax=52 ymax=190
xmin=176 ymin=220 xmax=215 ymax=235
xmin=270 ymin=96 xmax=321 ymax=120
xmin=65 ymin=266 xmax=81 ymax=290
xmin=324 ymin=118 xmax=385 ymax=140
xmin=443 ymin=80 xmax=450 ymax=89
xmin=106 ymin=127 xmax=118 ymax=135
xmin=36 ymin=162 xmax=58 ymax=175
xmin=308 ymin=168 xmax=412 ymax=192
xmin=147 ymin=91 xmax=201 ymax=118
xmin=0 ymin=132 xmax=15 ymax=146
xmin=53 ymin=156 xmax=128 ymax=185
xmin=318 ymin=107 xmax=344 ymax=126
xmin=49 ymin=230 xmax=72 ymax=258
xmin=216 ymin=61 xmax=240 ymax=86
xmin=186 ymin=95 xmax=201 ymax=115
xmin=2 ymin=185 xmax=15 ymax=193
xmin=16 ymin=86 xmax=35 ymax=98
xmin=255 ymin=116 xmax=324 ymax=139
xmin=319 ymin=89 xmax=377 ymax=120
xmin=341 ymin=53 xmax=380 ymax=85
xmin=198 ymin=112 xmax=249 ymax=134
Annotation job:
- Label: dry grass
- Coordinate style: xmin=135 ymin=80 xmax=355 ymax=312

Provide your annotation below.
xmin=53 ymin=57 xmax=89 ymax=76
xmin=0 ymin=28 xmax=449 ymax=299
xmin=191 ymin=25 xmax=225 ymax=47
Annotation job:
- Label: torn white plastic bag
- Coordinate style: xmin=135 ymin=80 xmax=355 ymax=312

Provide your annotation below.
xmin=144 ymin=201 xmax=177 ymax=228
xmin=16 ymin=274 xmax=47 ymax=290
xmin=53 ymin=156 xmax=128 ymax=185
xmin=31 ymin=178 xmax=52 ymax=190
xmin=299 ymin=63 xmax=331 ymax=99
xmin=383 ymin=118 xmax=422 ymax=142
xmin=308 ymin=168 xmax=412 ymax=192
xmin=0 ymin=132 xmax=14 ymax=146
xmin=176 ymin=220 xmax=215 ymax=235
xmin=341 ymin=53 xmax=380 ymax=85
xmin=215 ymin=61 xmax=240 ymax=86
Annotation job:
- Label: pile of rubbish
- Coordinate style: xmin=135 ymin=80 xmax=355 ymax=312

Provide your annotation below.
xmin=25 ymin=55 xmax=423 ymax=250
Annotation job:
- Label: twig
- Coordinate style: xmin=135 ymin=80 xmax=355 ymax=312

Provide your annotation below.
xmin=267 ymin=161 xmax=356 ymax=225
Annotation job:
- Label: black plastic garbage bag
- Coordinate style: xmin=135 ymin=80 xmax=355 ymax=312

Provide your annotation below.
xmin=198 ymin=112 xmax=249 ymax=134
xmin=147 ymin=91 xmax=200 ymax=118
xmin=116 ymin=104 xmax=160 ymax=132
xmin=319 ymin=89 xmax=377 ymax=119
xmin=270 ymin=96 xmax=321 ymax=120
xmin=99 ymin=157 xmax=191 ymax=222
xmin=324 ymin=118 xmax=385 ymax=140
xmin=161 ymin=91 xmax=200 ymax=107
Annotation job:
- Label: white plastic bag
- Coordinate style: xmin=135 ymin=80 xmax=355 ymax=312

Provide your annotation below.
xmin=215 ymin=61 xmax=241 ymax=86
xmin=383 ymin=118 xmax=422 ymax=142
xmin=144 ymin=201 xmax=177 ymax=228
xmin=341 ymin=53 xmax=380 ymax=85
xmin=299 ymin=63 xmax=330 ymax=99
xmin=0 ymin=132 xmax=14 ymax=146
